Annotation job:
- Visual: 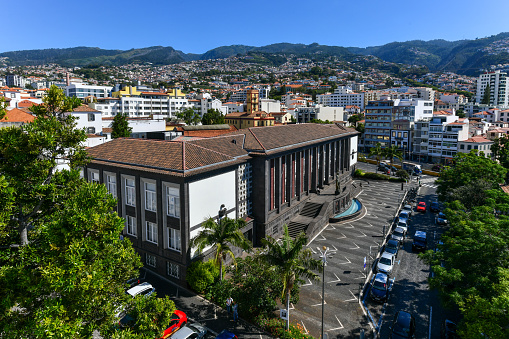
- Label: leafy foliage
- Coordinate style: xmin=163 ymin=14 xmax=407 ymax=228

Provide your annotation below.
xmin=436 ymin=151 xmax=507 ymax=202
xmin=190 ymin=217 xmax=252 ymax=280
xmin=176 ymin=108 xmax=200 ymax=126
xmin=186 ymin=260 xmax=218 ymax=293
xmin=111 ymin=113 xmax=133 ymax=138
xmin=368 ymin=142 xmax=384 ymax=166
xmin=201 ymin=109 xmax=225 ymax=125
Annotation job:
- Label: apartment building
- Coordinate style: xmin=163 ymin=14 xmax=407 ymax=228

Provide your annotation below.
xmin=317 ymin=86 xmax=365 ymax=110
xmin=66 ymin=83 xmax=112 ymax=99
xmin=476 ymin=71 xmax=509 ymax=107
xmin=229 ymin=86 xmax=270 ymax=103
xmin=457 ymin=136 xmax=493 ymax=158
xmin=188 ymin=93 xmax=227 ymax=117
xmin=295 ymin=105 xmax=345 ymax=123
xmin=427 ymin=114 xmax=469 ymax=164
xmin=84 ymin=124 xmax=359 ymax=286
xmin=5 ymin=74 xmax=26 ymax=88
xmin=364 ymin=99 xmax=434 ymax=151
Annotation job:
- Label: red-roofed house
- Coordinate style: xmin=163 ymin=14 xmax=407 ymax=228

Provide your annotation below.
xmin=458 ymin=136 xmax=493 ymax=158
xmin=0 ymin=108 xmax=35 ymax=128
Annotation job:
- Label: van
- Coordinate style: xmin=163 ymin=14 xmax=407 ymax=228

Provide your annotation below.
xmin=412 ymin=231 xmax=427 ymax=252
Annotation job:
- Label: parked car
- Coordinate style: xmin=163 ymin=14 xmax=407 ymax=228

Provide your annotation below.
xmin=416 ymin=201 xmax=426 ymax=213
xmin=391 ymin=227 xmax=406 ymax=243
xmin=161 ymin=310 xmax=188 ymax=339
xmin=432 ymin=164 xmax=443 ymax=172
xmin=377 ymin=252 xmax=395 ymax=275
xmin=215 ymin=329 xmax=238 ymax=339
xmin=436 ymin=212 xmax=448 ymax=225
xmin=170 ymin=323 xmax=207 ymax=339
xmin=390 ymin=311 xmax=416 ymax=338
xmin=412 ymin=231 xmax=427 ymax=252
xmin=430 ymin=201 xmax=440 ymax=213
xmin=401 ymin=204 xmax=413 ymax=217
xmin=384 ymin=239 xmax=400 ymax=258
xmin=378 ymin=164 xmax=389 ymax=171
xmin=397 ymin=220 xmax=408 ymax=234
xmin=370 ymin=272 xmax=389 ymax=303
xmin=398 ymin=211 xmax=411 ymax=223
xmin=441 ymin=319 xmax=459 ymax=339
xmin=127 ymin=282 xmax=156 ymax=298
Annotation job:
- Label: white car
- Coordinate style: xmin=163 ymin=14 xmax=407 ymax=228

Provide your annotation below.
xmin=377 ymin=252 xmax=395 ymax=275
xmin=170 ymin=323 xmax=207 ymax=339
xmin=398 ymin=211 xmax=410 ymax=224
xmin=126 ymin=282 xmax=156 ymax=298
xmin=396 ymin=219 xmax=408 ymax=234
xmin=391 ymin=227 xmax=406 ymax=243
xmin=401 ymin=204 xmax=413 ymax=217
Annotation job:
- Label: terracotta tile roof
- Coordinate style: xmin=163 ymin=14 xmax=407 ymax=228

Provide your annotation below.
xmin=0 ymin=108 xmax=35 ymax=123
xmin=87 ymin=138 xmax=249 ymax=177
xmin=102 ymin=128 xmax=112 ymax=133
xmin=72 ymin=105 xmax=100 ymax=113
xmin=17 ymin=99 xmax=40 ymax=108
xmin=500 ymin=184 xmax=509 ymax=195
xmin=225 ymin=123 xmax=357 ymax=154
xmin=433 ymin=110 xmax=452 ymax=115
xmin=462 ymin=136 xmax=492 ymax=143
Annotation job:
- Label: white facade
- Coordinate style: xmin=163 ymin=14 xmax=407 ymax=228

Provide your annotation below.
xmin=229 ymin=86 xmax=270 ymax=103
xmin=5 ymin=74 xmax=26 ymax=88
xmin=101 ymin=118 xmax=166 ymax=135
xmin=476 ymin=71 xmax=509 ymax=107
xmin=67 ymin=108 xmax=103 ymax=135
xmin=317 ymin=86 xmax=365 ymax=110
xmin=66 ymin=84 xmax=112 ymax=99
xmin=296 ymin=105 xmax=346 ymax=123
xmin=90 ymin=96 xmax=191 ymax=119
xmin=259 ymin=99 xmax=281 ymax=113
xmin=189 ymin=93 xmax=227 ymax=117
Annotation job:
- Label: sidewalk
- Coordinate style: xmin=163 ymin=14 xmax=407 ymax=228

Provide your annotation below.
xmin=142 ymin=268 xmax=274 ymax=338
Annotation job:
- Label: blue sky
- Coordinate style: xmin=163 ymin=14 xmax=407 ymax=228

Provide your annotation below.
xmin=3 ymin=0 xmax=508 ymax=54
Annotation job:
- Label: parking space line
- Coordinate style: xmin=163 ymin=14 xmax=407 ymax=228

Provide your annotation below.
xmin=344 ymin=289 xmax=357 ymax=302
xmin=328 ymin=315 xmax=344 ymax=330
xmin=337 ymin=232 xmax=347 ymax=239
xmin=328 ymin=273 xmax=341 ymax=283
xmin=331 ymin=244 xmax=338 ymax=251
xmin=302 ymin=278 xmax=313 ymax=287
xmin=338 ymin=256 xmax=352 ymax=264
xmin=317 ymin=234 xmax=327 ymax=241
xmin=349 ymin=242 xmax=360 ymax=250
xmin=356 ymin=230 xmax=367 ymax=237
xmin=311 ymin=293 xmax=326 ymax=306
xmin=300 ymin=320 xmax=309 ymax=334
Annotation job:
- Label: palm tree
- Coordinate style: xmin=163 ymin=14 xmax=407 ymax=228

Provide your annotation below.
xmin=383 ymin=145 xmax=403 ymax=174
xmin=259 ymin=225 xmax=322 ymax=330
xmin=369 ymin=142 xmax=384 ymax=168
xmin=190 ymin=217 xmax=252 ymax=281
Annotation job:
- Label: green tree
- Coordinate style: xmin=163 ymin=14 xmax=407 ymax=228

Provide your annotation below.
xmin=456 ymin=109 xmax=466 ymax=118
xmin=190 ymin=217 xmax=252 ymax=281
xmin=111 ymin=113 xmax=133 ymax=139
xmin=347 ymin=113 xmax=364 ymax=126
xmin=355 ymin=122 xmax=365 ymax=134
xmin=176 ymin=108 xmax=201 ymax=126
xmin=482 ymin=84 xmax=491 ymax=105
xmin=383 ymin=145 xmax=403 ymax=173
xmin=0 ymin=85 xmax=86 ymax=246
xmin=436 ymin=151 xmax=507 ymax=202
xmin=201 ymin=109 xmax=225 ymax=125
xmin=368 ymin=142 xmax=384 ymax=167
xmin=385 ymin=78 xmax=394 ymax=88
xmin=259 ymin=225 xmax=321 ymax=330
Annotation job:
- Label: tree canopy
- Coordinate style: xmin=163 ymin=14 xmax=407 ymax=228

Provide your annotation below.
xmin=111 ymin=113 xmax=133 ymax=138
xmin=176 ymin=108 xmax=200 ymax=126
xmin=436 ymin=150 xmax=507 ymax=202
xmin=201 ymin=108 xmax=225 ymax=125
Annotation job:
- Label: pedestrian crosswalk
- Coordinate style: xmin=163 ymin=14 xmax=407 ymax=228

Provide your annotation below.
xmin=419 ymin=175 xmax=437 ymax=189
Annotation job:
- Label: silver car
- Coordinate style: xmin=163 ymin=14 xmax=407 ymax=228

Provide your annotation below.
xmin=391 ymin=226 xmax=406 ymax=243
xmin=170 ymin=323 xmax=207 ymax=339
xmin=377 ymin=252 xmax=395 ymax=275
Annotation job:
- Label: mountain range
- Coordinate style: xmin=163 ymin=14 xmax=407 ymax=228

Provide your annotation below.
xmin=2 ymin=32 xmax=509 ymax=76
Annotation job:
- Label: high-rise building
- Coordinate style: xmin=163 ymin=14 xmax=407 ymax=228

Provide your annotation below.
xmin=475 ymin=71 xmax=508 ymax=107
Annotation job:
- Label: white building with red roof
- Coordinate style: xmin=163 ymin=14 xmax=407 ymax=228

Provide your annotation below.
xmin=458 ymin=136 xmax=493 ymax=158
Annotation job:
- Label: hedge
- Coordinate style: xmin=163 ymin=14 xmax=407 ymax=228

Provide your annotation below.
xmin=355 ymin=169 xmax=405 ymax=182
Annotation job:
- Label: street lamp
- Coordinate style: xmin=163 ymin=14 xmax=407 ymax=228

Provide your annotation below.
xmin=318 ymin=246 xmax=335 ymax=339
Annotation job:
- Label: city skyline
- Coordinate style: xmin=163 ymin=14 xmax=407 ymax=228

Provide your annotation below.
xmin=3 ymin=0 xmax=508 ymax=54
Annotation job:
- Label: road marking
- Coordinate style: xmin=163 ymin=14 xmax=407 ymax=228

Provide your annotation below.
xmin=302 ymin=278 xmax=313 ymax=287
xmin=349 ymin=242 xmax=360 ymax=250
xmin=337 ymin=232 xmax=347 ymax=239
xmin=300 ymin=320 xmax=309 ymax=334
xmin=311 ymin=293 xmax=326 ymax=306
xmin=329 ymin=225 xmax=336 ymax=230
xmin=328 ymin=315 xmax=344 ymax=330
xmin=344 ymin=224 xmax=354 ymax=228
xmin=344 ymin=289 xmax=357 ymax=302
xmin=328 ymin=273 xmax=341 ymax=283
xmin=356 ymin=230 xmax=367 ymax=237
xmin=338 ymin=256 xmax=352 ymax=264
xmin=331 ymin=244 xmax=338 ymax=251
xmin=290 ymin=303 xmax=295 ymax=310
xmin=356 ymin=270 xmax=367 ymax=279
xmin=309 ymin=247 xmax=317 ymax=254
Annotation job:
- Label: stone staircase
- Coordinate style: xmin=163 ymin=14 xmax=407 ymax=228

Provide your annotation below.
xmin=299 ymin=202 xmax=323 ymax=218
xmin=287 ymin=221 xmax=309 ymax=238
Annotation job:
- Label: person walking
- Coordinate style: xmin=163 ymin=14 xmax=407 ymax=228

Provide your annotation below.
xmin=226 ymin=297 xmax=233 ymax=316
xmin=232 ymin=301 xmax=238 ymax=323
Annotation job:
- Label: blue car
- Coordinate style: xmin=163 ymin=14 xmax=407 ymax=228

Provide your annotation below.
xmin=370 ymin=272 xmax=389 ymax=303
xmin=216 ymin=329 xmax=237 ymax=339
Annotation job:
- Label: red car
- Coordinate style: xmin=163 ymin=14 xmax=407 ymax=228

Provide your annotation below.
xmin=161 ymin=310 xmax=187 ymax=338
xmin=416 ymin=201 xmax=426 ymax=213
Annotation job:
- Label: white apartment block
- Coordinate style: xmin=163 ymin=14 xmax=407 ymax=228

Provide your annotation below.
xmin=229 ymin=86 xmax=270 ymax=103
xmin=66 ymin=84 xmax=112 ymax=99
xmin=188 ymin=93 xmax=227 ymax=117
xmin=457 ymin=136 xmax=493 ymax=158
xmin=476 ymin=71 xmax=509 ymax=107
xmin=259 ymin=99 xmax=281 ymax=113
xmin=5 ymin=74 xmax=26 ymax=88
xmin=295 ymin=105 xmax=345 ymax=123
xmin=427 ymin=114 xmax=469 ymax=163
xmin=223 ymin=102 xmax=245 ymax=114
xmin=317 ymin=86 xmax=365 ymax=110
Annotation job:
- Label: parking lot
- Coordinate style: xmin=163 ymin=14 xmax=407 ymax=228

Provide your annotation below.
xmin=288 ymin=162 xmax=418 ymax=338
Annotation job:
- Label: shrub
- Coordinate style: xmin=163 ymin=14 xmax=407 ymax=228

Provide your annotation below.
xmin=185 ymin=260 xmax=218 ymax=293
xmin=396 ymin=169 xmax=409 ymax=180
xmin=389 ymin=177 xmax=406 ymax=182
xmin=256 ymin=316 xmax=315 ymax=339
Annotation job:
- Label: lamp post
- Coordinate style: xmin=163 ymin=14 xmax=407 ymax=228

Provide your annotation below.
xmin=318 ymin=246 xmax=335 ymax=339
